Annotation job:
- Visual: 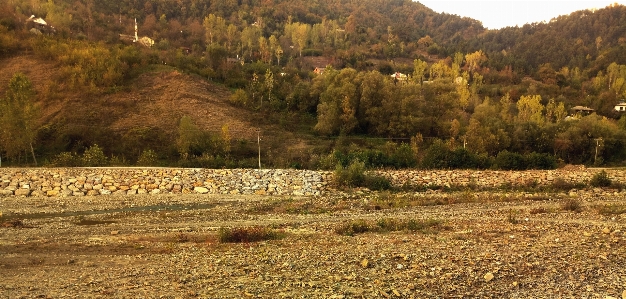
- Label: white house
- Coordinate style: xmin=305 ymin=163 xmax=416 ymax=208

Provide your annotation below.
xmin=614 ymin=101 xmax=626 ymax=112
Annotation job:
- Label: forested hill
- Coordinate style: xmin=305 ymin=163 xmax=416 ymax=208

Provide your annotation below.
xmin=473 ymin=4 xmax=626 ymax=74
xmin=2 ymin=0 xmax=626 ymax=169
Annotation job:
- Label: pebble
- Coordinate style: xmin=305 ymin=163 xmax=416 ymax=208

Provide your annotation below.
xmin=484 ymin=272 xmax=494 ymax=282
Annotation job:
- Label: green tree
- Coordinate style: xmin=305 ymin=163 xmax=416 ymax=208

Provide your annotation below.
xmin=0 ymin=73 xmax=39 ymax=165
xmin=176 ymin=116 xmax=201 ymax=158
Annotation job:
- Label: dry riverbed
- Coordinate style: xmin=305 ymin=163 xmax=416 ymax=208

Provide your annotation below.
xmin=1 ymin=190 xmax=626 ymax=298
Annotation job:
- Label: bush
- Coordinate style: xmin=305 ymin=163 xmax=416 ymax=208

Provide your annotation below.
xmin=336 ymin=218 xmax=444 ymax=236
xmin=334 ymin=160 xmax=366 ymax=187
xmin=494 ymin=150 xmax=526 ymax=170
xmin=525 ymin=152 xmax=557 ymax=169
xmin=550 ymin=178 xmax=581 ymax=192
xmin=389 ymin=143 xmax=417 ymax=168
xmin=590 ymin=170 xmax=612 ymax=187
xmin=137 ymin=149 xmax=158 ymax=166
xmin=421 ymin=140 xmax=451 ymax=169
xmin=81 ymin=144 xmax=108 ymax=167
xmin=218 ymin=226 xmax=282 ymax=243
xmin=335 ymin=219 xmax=371 ymax=236
xmin=596 ymin=204 xmax=626 ymax=216
xmin=363 ymin=175 xmax=392 ymax=191
xmin=561 ymin=199 xmax=583 ymax=212
xmin=50 ymin=152 xmax=80 ymax=167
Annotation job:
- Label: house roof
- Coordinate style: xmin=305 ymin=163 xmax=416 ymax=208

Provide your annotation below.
xmin=571 ymin=106 xmax=594 ymax=111
xmin=27 ymin=15 xmax=47 ymax=26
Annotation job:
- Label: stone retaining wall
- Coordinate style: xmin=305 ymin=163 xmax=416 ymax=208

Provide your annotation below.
xmin=0 ymin=167 xmax=621 ymax=197
xmin=376 ymin=168 xmax=622 ymax=189
xmin=0 ymin=168 xmax=329 ymax=197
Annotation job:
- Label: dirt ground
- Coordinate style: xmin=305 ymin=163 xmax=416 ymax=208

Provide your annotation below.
xmin=1 ymin=190 xmax=626 ymax=298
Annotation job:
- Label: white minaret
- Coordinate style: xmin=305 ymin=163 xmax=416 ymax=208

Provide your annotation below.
xmin=134 ymin=18 xmax=138 ymax=42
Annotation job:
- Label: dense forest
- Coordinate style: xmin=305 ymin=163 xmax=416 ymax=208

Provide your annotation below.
xmin=2 ymin=0 xmax=626 ymax=169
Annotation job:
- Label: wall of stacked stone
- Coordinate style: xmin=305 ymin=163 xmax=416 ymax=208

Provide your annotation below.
xmin=375 ymin=168 xmax=620 ymax=189
xmin=0 ymin=167 xmax=620 ymax=198
xmin=0 ymin=168 xmax=329 ymax=197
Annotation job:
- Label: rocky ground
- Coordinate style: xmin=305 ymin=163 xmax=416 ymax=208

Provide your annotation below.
xmin=1 ymin=189 xmax=626 ymax=298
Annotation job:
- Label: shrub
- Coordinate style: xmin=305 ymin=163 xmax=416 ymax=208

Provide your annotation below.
xmin=334 ymin=160 xmax=366 ymax=187
xmin=49 ymin=152 xmax=80 ymax=167
xmin=421 ymin=139 xmax=451 ymax=169
xmin=561 ymin=199 xmax=583 ymax=212
xmin=525 ymin=152 xmax=557 ymax=169
xmin=390 ymin=143 xmax=417 ymax=168
xmin=336 ymin=218 xmax=444 ymax=236
xmin=550 ymin=178 xmax=579 ymax=192
xmin=529 ymin=207 xmax=550 ymax=214
xmin=335 ymin=219 xmax=371 ymax=236
xmin=137 ymin=149 xmax=158 ymax=166
xmin=405 ymin=219 xmax=443 ymax=233
xmin=218 ymin=226 xmax=282 ymax=243
xmin=363 ymin=175 xmax=392 ymax=191
xmin=81 ymin=144 xmax=108 ymax=167
xmin=590 ymin=170 xmax=612 ymax=187
xmin=596 ymin=204 xmax=626 ymax=216
xmin=495 ymin=150 xmax=526 ymax=170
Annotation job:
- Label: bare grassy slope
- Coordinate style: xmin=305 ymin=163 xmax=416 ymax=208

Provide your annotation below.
xmin=0 ymin=56 xmax=257 ymax=139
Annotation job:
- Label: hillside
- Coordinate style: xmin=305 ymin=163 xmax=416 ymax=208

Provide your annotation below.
xmin=2 ymin=1 xmax=626 ymax=168
xmin=0 ymin=55 xmax=319 ymax=166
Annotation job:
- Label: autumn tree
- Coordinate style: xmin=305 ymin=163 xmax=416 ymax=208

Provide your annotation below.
xmin=412 ymin=59 xmax=427 ymax=84
xmin=545 ymin=98 xmax=567 ymax=123
xmin=0 ymin=73 xmax=39 ymax=165
xmin=203 ymin=14 xmax=226 ymax=45
xmin=465 ymin=50 xmax=486 ymax=74
xmin=286 ymin=22 xmax=310 ymax=57
xmin=516 ymin=95 xmax=544 ymax=124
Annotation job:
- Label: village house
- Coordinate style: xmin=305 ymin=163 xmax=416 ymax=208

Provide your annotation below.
xmin=614 ymin=100 xmax=626 ymax=112
xmin=570 ymin=105 xmax=595 ymax=116
xmin=26 ymin=15 xmax=56 ymax=35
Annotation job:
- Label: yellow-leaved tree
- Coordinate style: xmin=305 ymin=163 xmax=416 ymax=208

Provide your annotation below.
xmin=0 ymin=73 xmax=40 ymax=165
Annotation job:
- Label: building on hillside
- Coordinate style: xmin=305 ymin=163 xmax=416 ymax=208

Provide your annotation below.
xmin=313 ymin=66 xmax=327 ymax=75
xmin=391 ymin=72 xmax=408 ymax=84
xmin=614 ymin=100 xmax=626 ymax=112
xmin=26 ymin=15 xmax=56 ymax=35
xmin=570 ymin=105 xmax=594 ymax=116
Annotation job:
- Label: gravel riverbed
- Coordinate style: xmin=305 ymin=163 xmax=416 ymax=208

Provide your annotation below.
xmin=1 ymin=190 xmax=626 ymax=298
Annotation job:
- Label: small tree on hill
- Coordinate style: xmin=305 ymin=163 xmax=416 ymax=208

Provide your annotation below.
xmin=0 ymin=73 xmax=39 ymax=165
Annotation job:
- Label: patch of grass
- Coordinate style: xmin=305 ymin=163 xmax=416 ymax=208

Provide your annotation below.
xmin=335 ymin=218 xmax=444 ymax=236
xmin=596 ymin=204 xmax=626 ymax=216
xmin=507 ymin=210 xmax=521 ymax=224
xmin=368 ymin=192 xmax=539 ymax=210
xmin=529 ymin=207 xmax=551 ymax=214
xmin=561 ymin=199 xmax=583 ymax=213
xmin=335 ymin=219 xmax=371 ymax=236
xmin=549 ymin=178 xmax=580 ymax=192
xmin=218 ymin=226 xmax=284 ymax=243
xmin=246 ymin=198 xmax=347 ymax=215
xmin=175 ymin=233 xmax=190 ymax=243
xmin=404 ymin=219 xmax=444 ymax=234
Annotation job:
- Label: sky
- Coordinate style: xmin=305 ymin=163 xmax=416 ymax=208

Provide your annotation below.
xmin=417 ymin=0 xmax=626 ymax=29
